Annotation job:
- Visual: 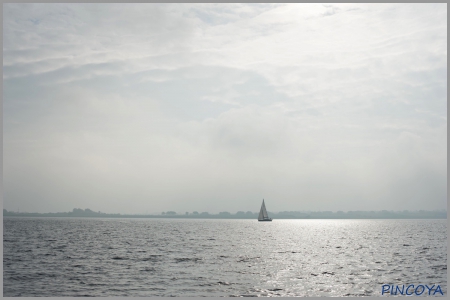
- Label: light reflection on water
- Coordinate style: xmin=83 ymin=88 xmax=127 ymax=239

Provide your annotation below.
xmin=3 ymin=218 xmax=447 ymax=296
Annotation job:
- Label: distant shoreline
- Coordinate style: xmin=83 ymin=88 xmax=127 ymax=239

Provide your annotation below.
xmin=3 ymin=209 xmax=446 ymax=219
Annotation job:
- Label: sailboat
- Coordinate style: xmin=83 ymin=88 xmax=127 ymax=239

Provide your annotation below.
xmin=258 ymin=199 xmax=272 ymax=222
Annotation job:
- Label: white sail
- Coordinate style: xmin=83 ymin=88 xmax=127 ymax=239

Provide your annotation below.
xmin=262 ymin=201 xmax=268 ymax=219
xmin=258 ymin=199 xmax=271 ymax=221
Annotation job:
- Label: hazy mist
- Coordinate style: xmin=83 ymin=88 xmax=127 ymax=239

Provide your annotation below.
xmin=3 ymin=3 xmax=447 ymax=214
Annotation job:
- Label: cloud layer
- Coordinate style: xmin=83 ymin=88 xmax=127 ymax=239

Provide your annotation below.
xmin=3 ymin=3 xmax=447 ymax=214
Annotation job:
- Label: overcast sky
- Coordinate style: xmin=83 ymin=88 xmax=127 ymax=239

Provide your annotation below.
xmin=3 ymin=3 xmax=447 ymax=214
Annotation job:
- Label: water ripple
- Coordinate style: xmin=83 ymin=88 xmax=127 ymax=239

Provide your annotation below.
xmin=3 ymin=218 xmax=447 ymax=296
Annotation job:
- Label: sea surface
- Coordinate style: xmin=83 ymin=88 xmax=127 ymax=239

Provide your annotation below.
xmin=3 ymin=218 xmax=447 ymax=297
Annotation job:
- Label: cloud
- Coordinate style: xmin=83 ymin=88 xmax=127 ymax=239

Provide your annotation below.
xmin=3 ymin=3 xmax=447 ymax=213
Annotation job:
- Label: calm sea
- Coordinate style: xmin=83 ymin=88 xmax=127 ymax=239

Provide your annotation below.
xmin=3 ymin=218 xmax=447 ymax=296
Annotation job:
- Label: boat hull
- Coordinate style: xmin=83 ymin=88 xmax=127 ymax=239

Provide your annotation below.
xmin=258 ymin=219 xmax=272 ymax=222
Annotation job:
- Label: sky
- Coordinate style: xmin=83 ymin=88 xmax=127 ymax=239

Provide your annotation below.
xmin=3 ymin=3 xmax=447 ymax=214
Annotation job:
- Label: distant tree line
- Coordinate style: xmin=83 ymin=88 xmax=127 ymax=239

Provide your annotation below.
xmin=3 ymin=208 xmax=122 ymax=218
xmin=3 ymin=208 xmax=447 ymax=219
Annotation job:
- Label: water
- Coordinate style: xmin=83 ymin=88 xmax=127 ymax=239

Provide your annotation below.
xmin=3 ymin=218 xmax=447 ymax=296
